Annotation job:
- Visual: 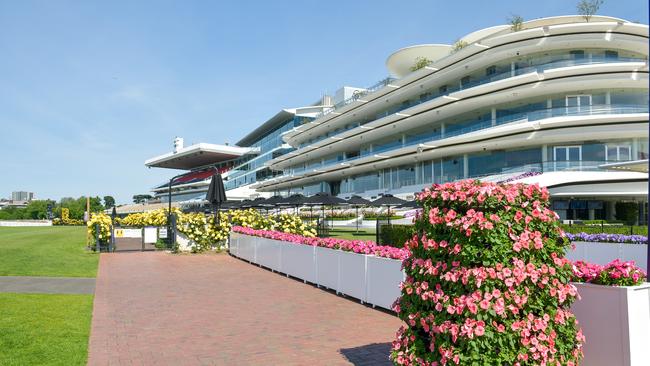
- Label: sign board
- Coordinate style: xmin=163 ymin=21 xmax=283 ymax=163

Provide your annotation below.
xmin=114 ymin=229 xmax=141 ymax=238
xmin=159 ymin=227 xmax=168 ymax=239
xmin=144 ymin=227 xmax=157 ymax=244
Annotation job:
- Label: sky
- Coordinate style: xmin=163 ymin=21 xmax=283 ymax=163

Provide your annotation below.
xmin=0 ymin=0 xmax=647 ymax=204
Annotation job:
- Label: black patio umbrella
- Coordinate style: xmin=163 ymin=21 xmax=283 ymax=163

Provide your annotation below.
xmin=371 ymin=194 xmax=406 ymax=225
xmin=238 ymin=199 xmax=254 ymax=209
xmin=218 ymin=200 xmax=240 ymax=210
xmin=397 ymin=200 xmax=419 ymax=209
xmin=263 ymin=195 xmax=284 ymax=215
xmin=206 ymin=173 xmax=227 ymax=225
xmin=346 ymin=195 xmax=371 ymax=232
xmin=276 ymin=194 xmax=306 ymax=215
xmin=303 ymin=192 xmax=348 ymax=229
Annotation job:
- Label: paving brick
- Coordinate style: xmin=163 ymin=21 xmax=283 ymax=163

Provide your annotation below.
xmin=88 ymin=252 xmax=402 ymax=365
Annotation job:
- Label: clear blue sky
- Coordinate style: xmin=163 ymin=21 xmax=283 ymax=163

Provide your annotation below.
xmin=1 ymin=0 xmax=647 ymax=204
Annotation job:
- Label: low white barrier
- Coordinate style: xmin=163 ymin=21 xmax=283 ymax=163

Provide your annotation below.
xmin=229 ymin=232 xmax=404 ymax=310
xmin=0 ymin=220 xmax=52 ymax=227
xmin=566 ymin=241 xmax=648 ymax=272
xmin=572 ymin=282 xmax=650 ymax=366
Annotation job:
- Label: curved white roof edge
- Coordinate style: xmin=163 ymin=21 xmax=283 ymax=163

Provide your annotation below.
xmin=385 ymin=44 xmax=452 ymax=78
xmin=386 ymin=15 xmax=634 ymax=78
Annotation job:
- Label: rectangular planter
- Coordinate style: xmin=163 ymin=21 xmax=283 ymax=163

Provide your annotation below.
xmin=229 ymin=232 xmax=239 ymax=257
xmin=280 ymin=243 xmax=316 ymax=283
xmin=237 ymin=234 xmax=256 ymax=262
xmin=571 ymin=282 xmax=650 ymax=366
xmin=566 ymin=242 xmax=648 ymax=272
xmin=316 ymin=246 xmax=340 ymax=291
xmin=255 ymin=238 xmax=282 ymax=271
xmin=338 ymin=250 xmax=367 ymax=302
xmin=366 ymin=255 xmax=403 ymax=310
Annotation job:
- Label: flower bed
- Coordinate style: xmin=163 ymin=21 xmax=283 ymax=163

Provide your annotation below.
xmin=231 ymin=226 xmax=408 ymax=260
xmin=566 ymin=232 xmax=647 ymax=244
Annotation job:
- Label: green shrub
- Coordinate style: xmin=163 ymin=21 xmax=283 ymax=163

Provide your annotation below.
xmin=379 ymin=224 xmax=415 ymax=248
xmin=615 ymin=202 xmax=639 ymax=225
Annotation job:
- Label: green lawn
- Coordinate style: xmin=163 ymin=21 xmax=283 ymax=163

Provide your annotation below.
xmin=0 ymin=226 xmax=98 ymax=277
xmin=0 ymin=293 xmax=93 ymax=366
xmin=327 ymin=227 xmax=377 ymax=241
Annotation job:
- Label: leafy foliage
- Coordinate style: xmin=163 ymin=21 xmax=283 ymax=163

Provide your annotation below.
xmin=410 ymin=57 xmax=433 ymax=72
xmin=391 ymin=180 xmax=583 ymax=365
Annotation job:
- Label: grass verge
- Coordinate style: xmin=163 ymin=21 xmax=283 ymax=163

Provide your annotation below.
xmin=0 ymin=226 xmax=97 ymax=277
xmin=0 ymin=293 xmax=93 ymax=366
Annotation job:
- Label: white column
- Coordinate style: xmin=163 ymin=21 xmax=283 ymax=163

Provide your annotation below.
xmin=541 ymin=145 xmax=548 ymax=171
xmin=605 ymin=91 xmax=611 ymax=105
xmin=441 ymin=123 xmax=445 ymax=139
xmin=632 ymin=138 xmax=639 ymax=160
xmin=463 ymin=154 xmax=469 ymax=178
xmin=491 ymin=108 xmax=496 ymax=126
xmin=511 ymin=61 xmax=516 ymax=77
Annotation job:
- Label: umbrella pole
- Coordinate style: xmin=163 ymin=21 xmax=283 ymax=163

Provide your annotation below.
xmin=356 ymin=206 xmax=359 ymax=233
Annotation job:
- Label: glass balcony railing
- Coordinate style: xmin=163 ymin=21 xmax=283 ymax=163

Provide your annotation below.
xmin=299 ymin=56 xmax=646 ymax=145
xmin=314 ymin=77 xmax=396 ymax=119
xmin=285 ymin=103 xmax=648 ymax=176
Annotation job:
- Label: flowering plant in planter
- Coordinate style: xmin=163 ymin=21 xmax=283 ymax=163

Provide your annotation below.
xmin=572 ymin=259 xmax=646 ymax=286
xmin=391 ymin=180 xmax=584 ymax=365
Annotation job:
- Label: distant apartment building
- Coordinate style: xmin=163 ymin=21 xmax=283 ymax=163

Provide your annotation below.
xmin=11 ymin=191 xmax=34 ymax=201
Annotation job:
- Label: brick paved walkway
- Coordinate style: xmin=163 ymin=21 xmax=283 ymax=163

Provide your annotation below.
xmin=88 ymin=252 xmax=402 ymax=365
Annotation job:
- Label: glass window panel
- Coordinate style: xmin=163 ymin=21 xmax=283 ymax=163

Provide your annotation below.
xmin=569 ymin=147 xmax=581 ymax=161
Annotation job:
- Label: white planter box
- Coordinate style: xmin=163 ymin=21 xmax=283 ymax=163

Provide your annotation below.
xmin=229 ymin=232 xmax=239 ymax=257
xmin=572 ymin=282 xmax=650 ymax=366
xmin=566 ymin=242 xmax=648 ymax=272
xmin=366 ymin=255 xmax=403 ymax=310
xmin=281 ymin=243 xmax=316 ymax=283
xmin=237 ymin=234 xmax=256 ymax=262
xmin=316 ymin=246 xmax=340 ymax=291
xmin=255 ymin=238 xmax=282 ymax=271
xmin=338 ymin=250 xmax=367 ymax=302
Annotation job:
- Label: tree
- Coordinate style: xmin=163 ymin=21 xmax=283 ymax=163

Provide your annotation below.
xmin=577 ymin=0 xmax=604 ymax=22
xmin=133 ymin=194 xmax=153 ymax=204
xmin=508 ymin=14 xmax=524 ymax=31
xmin=103 ymin=196 xmax=116 ymax=208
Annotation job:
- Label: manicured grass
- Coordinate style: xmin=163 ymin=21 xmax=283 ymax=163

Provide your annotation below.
xmin=0 ymin=293 xmax=93 ymax=366
xmin=0 ymin=226 xmax=98 ymax=277
xmin=327 ymin=227 xmax=377 ymax=241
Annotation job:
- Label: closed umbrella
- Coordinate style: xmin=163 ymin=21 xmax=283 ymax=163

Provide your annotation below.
xmin=206 ymin=173 xmax=227 ymax=225
xmin=346 ymin=195 xmax=371 ymax=232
